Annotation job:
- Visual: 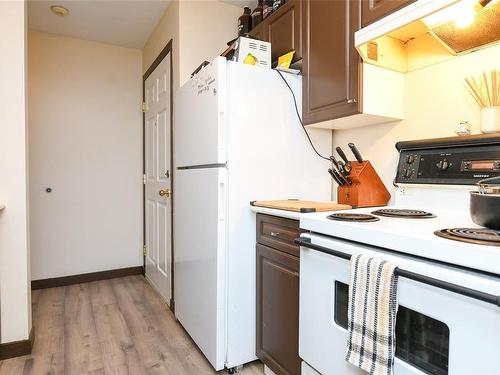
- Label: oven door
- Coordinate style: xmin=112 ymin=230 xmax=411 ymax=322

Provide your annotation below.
xmin=299 ymin=233 xmax=500 ymax=375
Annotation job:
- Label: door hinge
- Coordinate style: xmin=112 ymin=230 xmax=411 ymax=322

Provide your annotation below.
xmin=142 ymin=102 xmax=149 ymax=112
xmin=143 ymin=174 xmax=146 ymax=185
xmin=143 ymin=245 xmax=147 ymax=256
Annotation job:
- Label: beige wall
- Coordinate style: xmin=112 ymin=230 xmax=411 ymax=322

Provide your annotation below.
xmin=0 ymin=0 xmax=31 ymax=343
xmin=142 ymin=0 xmax=180 ymax=88
xmin=332 ymin=44 xmax=500 ymax=200
xmin=142 ymin=0 xmax=241 ymax=87
xmin=178 ymin=0 xmax=240 ymax=86
xmin=28 ymin=31 xmax=143 ymax=280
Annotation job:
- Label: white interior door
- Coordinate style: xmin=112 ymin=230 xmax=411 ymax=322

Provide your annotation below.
xmin=144 ymin=53 xmax=172 ymax=303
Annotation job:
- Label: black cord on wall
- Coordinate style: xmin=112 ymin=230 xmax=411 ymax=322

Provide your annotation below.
xmin=276 ymin=69 xmax=333 ymax=163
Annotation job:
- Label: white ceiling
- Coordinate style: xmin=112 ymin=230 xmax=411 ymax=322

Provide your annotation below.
xmin=28 ymin=0 xmax=172 ymax=49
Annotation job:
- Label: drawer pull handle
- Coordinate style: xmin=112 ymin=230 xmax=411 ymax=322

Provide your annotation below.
xmin=270 ymin=231 xmax=280 ymax=237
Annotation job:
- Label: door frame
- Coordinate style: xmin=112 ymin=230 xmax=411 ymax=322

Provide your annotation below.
xmin=143 ymin=39 xmax=174 ymax=310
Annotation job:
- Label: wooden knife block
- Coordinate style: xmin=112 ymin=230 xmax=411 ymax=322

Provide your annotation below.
xmin=337 ymin=161 xmax=390 ymax=208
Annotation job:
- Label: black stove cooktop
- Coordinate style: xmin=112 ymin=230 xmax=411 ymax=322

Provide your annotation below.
xmin=434 ymin=228 xmax=500 ymax=246
xmin=372 ymin=208 xmax=436 ymax=219
xmin=327 ymin=213 xmax=380 ymax=222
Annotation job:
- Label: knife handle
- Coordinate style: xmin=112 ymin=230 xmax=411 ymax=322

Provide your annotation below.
xmin=330 ymin=155 xmax=344 ymax=172
xmin=337 ymin=169 xmax=352 ymax=185
xmin=330 ymin=155 xmax=339 ymax=166
xmin=336 ymin=147 xmax=349 ymax=164
xmin=328 ymin=168 xmax=343 ymax=186
xmin=348 ymin=143 xmax=363 ymax=163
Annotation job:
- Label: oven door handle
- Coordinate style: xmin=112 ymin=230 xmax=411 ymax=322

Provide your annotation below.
xmin=295 ymin=237 xmax=500 ymax=308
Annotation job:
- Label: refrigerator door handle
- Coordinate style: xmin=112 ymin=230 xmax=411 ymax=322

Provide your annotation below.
xmin=177 ymin=163 xmax=227 ymax=170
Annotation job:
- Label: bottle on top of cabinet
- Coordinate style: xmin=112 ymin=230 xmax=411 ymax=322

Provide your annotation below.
xmin=252 ymin=0 xmax=264 ymax=27
xmin=238 ymin=6 xmax=252 ymax=36
xmin=273 ymin=0 xmax=286 ymax=12
xmin=263 ymin=0 xmax=274 ymax=19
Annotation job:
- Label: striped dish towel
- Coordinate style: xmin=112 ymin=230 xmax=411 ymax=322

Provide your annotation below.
xmin=345 ymin=254 xmax=399 ymax=375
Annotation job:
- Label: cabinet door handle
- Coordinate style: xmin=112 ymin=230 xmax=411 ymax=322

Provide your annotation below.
xmin=270 ymin=231 xmax=280 ymax=237
xmin=347 ymin=98 xmax=357 ymax=104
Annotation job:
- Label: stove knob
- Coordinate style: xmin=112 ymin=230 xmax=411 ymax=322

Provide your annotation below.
xmin=406 ymin=155 xmax=415 ymax=164
xmin=405 ymin=169 xmax=413 ymax=178
xmin=436 ymin=160 xmax=450 ymax=171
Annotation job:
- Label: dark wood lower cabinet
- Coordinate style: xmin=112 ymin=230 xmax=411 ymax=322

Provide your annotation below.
xmin=256 ymin=243 xmax=300 ymax=375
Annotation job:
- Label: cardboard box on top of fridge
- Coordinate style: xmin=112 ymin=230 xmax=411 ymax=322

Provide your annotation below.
xmin=234 ymin=36 xmax=271 ymax=68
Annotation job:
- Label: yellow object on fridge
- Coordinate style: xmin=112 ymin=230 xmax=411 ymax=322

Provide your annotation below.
xmin=243 ymin=53 xmax=258 ymax=65
xmin=277 ymin=50 xmax=295 ymax=69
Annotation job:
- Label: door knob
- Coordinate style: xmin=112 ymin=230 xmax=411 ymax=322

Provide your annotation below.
xmin=159 ymin=189 xmax=171 ymax=197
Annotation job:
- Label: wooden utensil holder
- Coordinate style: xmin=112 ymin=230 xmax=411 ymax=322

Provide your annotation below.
xmin=337 ymin=161 xmax=390 ymax=208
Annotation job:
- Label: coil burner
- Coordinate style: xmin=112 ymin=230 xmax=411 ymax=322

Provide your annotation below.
xmin=434 ymin=228 xmax=500 ymax=246
xmin=372 ymin=209 xmax=436 ymax=219
xmin=327 ymin=213 xmax=380 ymax=222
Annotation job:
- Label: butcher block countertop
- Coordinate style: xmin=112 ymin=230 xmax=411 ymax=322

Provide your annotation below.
xmin=250 ymin=200 xmax=351 ymax=220
xmin=250 ymin=205 xmax=305 ymax=220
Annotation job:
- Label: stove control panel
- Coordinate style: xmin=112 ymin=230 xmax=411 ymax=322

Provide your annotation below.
xmin=395 ymin=135 xmax=500 ymax=185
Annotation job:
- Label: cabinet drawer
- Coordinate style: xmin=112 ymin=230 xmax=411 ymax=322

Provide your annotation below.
xmin=257 ymin=214 xmax=301 ymax=257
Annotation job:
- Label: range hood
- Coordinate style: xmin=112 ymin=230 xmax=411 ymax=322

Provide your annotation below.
xmin=355 ymin=0 xmax=500 ymax=73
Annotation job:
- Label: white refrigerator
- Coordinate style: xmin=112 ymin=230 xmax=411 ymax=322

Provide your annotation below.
xmin=174 ymin=57 xmax=332 ymax=371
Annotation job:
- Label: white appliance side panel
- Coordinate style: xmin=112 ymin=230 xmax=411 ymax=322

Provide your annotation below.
xmin=173 ymin=167 xmax=227 ymax=370
xmin=174 ymin=57 xmax=227 ymax=167
xmin=224 ymin=62 xmax=332 ymax=367
xmin=302 ymin=362 xmax=322 ymax=375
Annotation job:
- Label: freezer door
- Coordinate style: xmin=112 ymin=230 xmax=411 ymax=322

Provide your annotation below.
xmin=175 ymin=57 xmax=227 ymax=168
xmin=173 ymin=167 xmax=227 ymax=371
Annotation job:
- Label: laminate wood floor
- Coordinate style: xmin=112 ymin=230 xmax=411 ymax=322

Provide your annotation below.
xmin=0 ymin=275 xmax=264 ymax=375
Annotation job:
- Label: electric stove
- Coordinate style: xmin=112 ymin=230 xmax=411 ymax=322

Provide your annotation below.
xmin=301 ymin=134 xmax=500 ymax=275
xmin=299 ymin=134 xmax=500 ymax=375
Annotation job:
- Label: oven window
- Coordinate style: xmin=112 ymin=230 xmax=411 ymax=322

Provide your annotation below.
xmin=334 ymin=281 xmax=450 ymax=375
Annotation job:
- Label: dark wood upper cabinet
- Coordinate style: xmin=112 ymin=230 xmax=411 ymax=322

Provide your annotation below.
xmin=302 ymin=0 xmax=361 ymax=125
xmin=256 ymin=243 xmax=300 ymax=375
xmin=361 ymin=0 xmax=415 ymax=27
xmin=249 ymin=21 xmax=268 ymax=44
xmin=249 ymin=0 xmax=301 ymax=64
xmin=266 ymin=0 xmax=302 ymax=63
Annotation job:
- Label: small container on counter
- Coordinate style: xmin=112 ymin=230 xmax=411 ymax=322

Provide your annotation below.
xmin=480 ymin=106 xmax=500 ymax=134
xmin=238 ymin=6 xmax=252 ymax=36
